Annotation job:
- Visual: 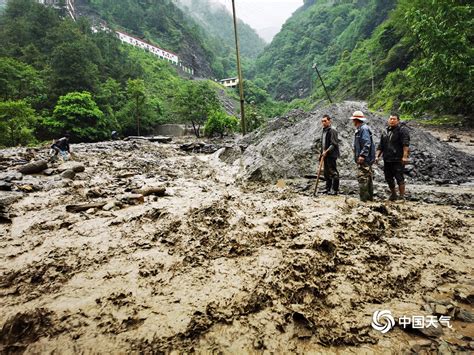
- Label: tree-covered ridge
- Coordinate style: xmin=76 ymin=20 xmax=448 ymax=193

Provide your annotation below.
xmin=176 ymin=0 xmax=266 ymax=59
xmin=252 ymin=0 xmax=396 ymax=101
xmin=81 ymin=0 xmax=248 ymax=79
xmin=0 ymin=0 xmax=239 ymax=147
xmin=253 ymin=0 xmax=472 ymax=117
xmin=308 ymin=0 xmax=473 ymax=116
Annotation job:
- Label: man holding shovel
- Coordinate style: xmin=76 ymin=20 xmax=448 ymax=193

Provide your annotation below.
xmin=319 ymin=114 xmax=340 ymax=195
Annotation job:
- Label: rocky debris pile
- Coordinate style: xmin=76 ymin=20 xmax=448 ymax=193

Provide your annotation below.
xmin=180 ymin=142 xmax=221 ymax=154
xmin=231 ymin=102 xmax=473 ymax=185
xmin=0 ymin=140 xmax=173 ymax=219
xmin=123 ymin=136 xmax=172 ymax=143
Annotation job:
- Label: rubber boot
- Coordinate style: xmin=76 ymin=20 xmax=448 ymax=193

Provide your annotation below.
xmin=329 ymin=178 xmax=340 ymax=195
xmin=398 ymin=184 xmax=406 ymax=202
xmin=389 ymin=187 xmax=397 ymax=201
xmin=321 ymin=179 xmax=332 ymax=194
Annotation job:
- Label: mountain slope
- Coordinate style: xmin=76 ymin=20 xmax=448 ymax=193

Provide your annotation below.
xmin=176 ymin=0 xmax=266 ymax=59
xmin=253 ymin=0 xmax=472 ymax=116
xmin=80 ymin=0 xmax=245 ymax=78
xmin=253 ymin=0 xmax=395 ymax=101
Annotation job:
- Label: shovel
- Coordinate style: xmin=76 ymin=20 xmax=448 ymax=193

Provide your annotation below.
xmin=313 ymin=156 xmax=324 ymax=196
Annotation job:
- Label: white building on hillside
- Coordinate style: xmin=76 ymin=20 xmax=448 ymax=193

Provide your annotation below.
xmin=116 ymin=31 xmax=179 ymax=65
xmin=219 ymin=77 xmax=239 ymax=88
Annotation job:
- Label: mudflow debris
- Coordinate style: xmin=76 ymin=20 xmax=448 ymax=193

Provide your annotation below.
xmin=0 ymin=102 xmax=473 ymax=353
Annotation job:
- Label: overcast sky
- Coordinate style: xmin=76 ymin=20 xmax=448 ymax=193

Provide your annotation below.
xmin=215 ymin=0 xmax=303 ymax=41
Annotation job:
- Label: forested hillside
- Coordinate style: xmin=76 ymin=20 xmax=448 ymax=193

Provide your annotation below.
xmin=176 ymin=0 xmax=266 ymax=59
xmin=252 ymin=0 xmax=473 ymax=116
xmin=252 ymin=0 xmax=396 ymax=101
xmin=80 ymin=0 xmax=264 ymax=79
xmin=0 ymin=0 xmax=236 ymax=147
xmin=80 ymin=0 xmax=217 ymax=78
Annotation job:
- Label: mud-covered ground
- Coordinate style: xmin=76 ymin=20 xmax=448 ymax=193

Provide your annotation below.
xmin=0 ymin=139 xmax=473 ymax=353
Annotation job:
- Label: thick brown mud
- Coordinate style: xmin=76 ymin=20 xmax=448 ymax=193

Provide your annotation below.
xmin=0 ymin=140 xmax=473 ymax=353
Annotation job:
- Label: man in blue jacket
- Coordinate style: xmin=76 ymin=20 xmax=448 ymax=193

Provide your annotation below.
xmin=350 ymin=111 xmax=375 ymax=202
xmin=376 ymin=113 xmax=410 ymax=201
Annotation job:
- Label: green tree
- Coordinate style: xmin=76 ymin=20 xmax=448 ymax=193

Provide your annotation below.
xmin=49 ymin=33 xmax=101 ymax=98
xmin=204 ymin=110 xmax=239 ymax=138
xmin=0 ymin=100 xmax=37 ymax=147
xmin=174 ymin=81 xmax=221 ymax=137
xmin=0 ymin=57 xmax=44 ymax=101
xmin=116 ymin=78 xmax=162 ymax=136
xmin=126 ymin=79 xmax=146 ymax=136
xmin=95 ymin=78 xmax=124 ymax=132
xmin=394 ymin=0 xmax=473 ymax=114
xmin=52 ymin=91 xmax=106 ymax=142
xmin=245 ymin=104 xmax=266 ymax=132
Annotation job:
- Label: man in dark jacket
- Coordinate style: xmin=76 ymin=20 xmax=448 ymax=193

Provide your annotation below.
xmin=376 ymin=113 xmax=410 ymax=201
xmin=350 ymin=110 xmax=375 ymax=202
xmin=320 ymin=114 xmax=340 ymax=195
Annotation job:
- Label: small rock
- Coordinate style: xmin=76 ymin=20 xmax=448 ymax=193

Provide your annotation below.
xmin=454 ymin=289 xmax=474 ymax=305
xmin=16 ymin=184 xmax=35 ymax=193
xmin=0 ymin=172 xmax=23 ymax=182
xmin=18 ymin=160 xmax=48 ymax=174
xmin=0 ymin=181 xmax=12 ymax=191
xmin=117 ymin=193 xmax=144 ymax=205
xmin=58 ymin=162 xmax=85 ymax=173
xmin=103 ymin=201 xmax=116 ymax=211
xmin=423 ymin=303 xmax=433 ymax=314
xmin=43 ymin=169 xmax=55 ymax=176
xmin=409 ymin=339 xmax=432 ymax=353
xmin=61 ymin=169 xmax=76 ymax=180
xmin=456 ymin=308 xmax=474 ymax=323
xmin=434 ymin=304 xmax=449 ymax=316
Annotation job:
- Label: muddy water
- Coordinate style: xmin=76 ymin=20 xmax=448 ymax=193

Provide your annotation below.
xmin=0 ymin=140 xmax=473 ymax=353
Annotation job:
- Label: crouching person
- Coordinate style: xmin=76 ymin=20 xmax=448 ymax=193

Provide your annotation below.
xmin=51 ymin=133 xmax=71 ymax=162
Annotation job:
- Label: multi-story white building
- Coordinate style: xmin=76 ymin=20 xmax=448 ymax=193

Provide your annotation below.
xmin=116 ymin=30 xmax=179 ymax=65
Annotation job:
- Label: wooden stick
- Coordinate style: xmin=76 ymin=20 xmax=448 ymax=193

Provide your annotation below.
xmin=313 ymin=157 xmax=324 ymax=196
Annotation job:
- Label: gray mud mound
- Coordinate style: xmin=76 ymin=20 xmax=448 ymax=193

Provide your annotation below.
xmin=236 ymin=101 xmax=473 ymax=184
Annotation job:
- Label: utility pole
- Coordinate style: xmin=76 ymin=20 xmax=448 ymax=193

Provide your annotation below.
xmin=370 ymin=55 xmax=375 ymax=95
xmin=312 ymin=63 xmax=333 ymax=103
xmin=231 ymin=0 xmax=246 ymax=135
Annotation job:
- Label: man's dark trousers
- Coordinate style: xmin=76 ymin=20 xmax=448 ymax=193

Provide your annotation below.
xmin=323 ymin=157 xmax=339 ymax=192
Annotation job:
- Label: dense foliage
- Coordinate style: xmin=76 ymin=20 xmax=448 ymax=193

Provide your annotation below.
xmin=176 ymin=0 xmax=266 ymax=59
xmin=252 ymin=0 xmax=396 ymax=101
xmin=0 ymin=0 xmax=235 ymax=146
xmin=204 ymin=110 xmax=239 ymax=138
xmin=83 ymin=0 xmax=263 ymax=79
xmin=253 ymin=0 xmax=473 ymax=117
